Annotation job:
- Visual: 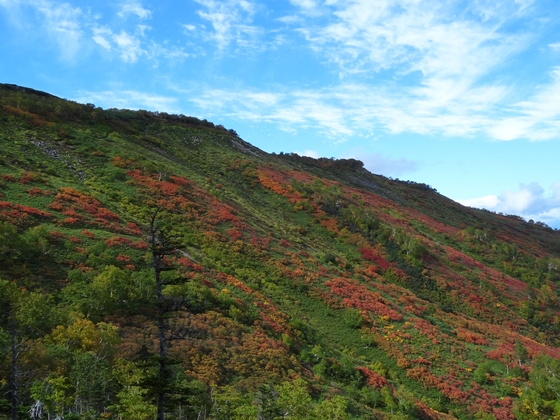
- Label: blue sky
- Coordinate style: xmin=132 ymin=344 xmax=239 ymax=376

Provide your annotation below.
xmin=1 ymin=0 xmax=560 ymax=227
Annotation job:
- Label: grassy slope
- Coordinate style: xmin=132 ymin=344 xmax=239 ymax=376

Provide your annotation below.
xmin=1 ymin=84 xmax=560 ymax=419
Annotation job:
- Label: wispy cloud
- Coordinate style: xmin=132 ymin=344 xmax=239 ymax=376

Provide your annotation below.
xmin=289 ymin=0 xmax=528 ymax=78
xmin=37 ymin=0 xmax=83 ymax=60
xmin=91 ymin=26 xmax=145 ymax=62
xmin=489 ymin=67 xmax=560 ymax=141
xmin=118 ymin=2 xmax=151 ymax=20
xmin=185 ymin=86 xmax=355 ymax=138
xmin=459 ymin=182 xmax=560 ymax=227
xmin=91 ymin=23 xmax=191 ymax=65
xmin=1 ymin=0 xmax=189 ymax=65
xmin=112 ymin=29 xmax=144 ymax=62
xmin=180 ymin=82 xmax=491 ymax=140
xmin=191 ymin=0 xmax=264 ymax=50
xmin=168 ymin=0 xmax=555 ymax=143
xmin=268 ymin=0 xmax=550 ymax=141
xmin=1 ymin=0 xmax=85 ymax=60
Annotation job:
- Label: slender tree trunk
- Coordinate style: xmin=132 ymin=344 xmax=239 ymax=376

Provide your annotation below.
xmin=150 ymin=209 xmax=168 ymax=420
xmin=156 ymin=259 xmax=167 ymax=420
xmin=9 ymin=303 xmax=18 ymax=420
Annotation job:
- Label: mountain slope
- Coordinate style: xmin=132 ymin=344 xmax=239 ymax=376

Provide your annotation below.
xmin=1 ymin=83 xmax=560 ymax=419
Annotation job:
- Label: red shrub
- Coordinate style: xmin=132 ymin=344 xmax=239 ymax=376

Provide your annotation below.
xmin=81 ymin=230 xmax=96 ymax=239
xmin=356 ymin=366 xmax=389 ymax=389
xmin=359 ymin=248 xmax=392 ymax=271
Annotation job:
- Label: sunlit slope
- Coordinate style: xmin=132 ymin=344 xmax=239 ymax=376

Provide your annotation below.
xmin=1 ymin=83 xmax=560 ymax=419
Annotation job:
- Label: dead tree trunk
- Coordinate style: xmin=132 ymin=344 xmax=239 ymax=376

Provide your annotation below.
xmin=148 ymin=208 xmax=174 ymax=420
xmin=9 ymin=303 xmax=18 ymax=420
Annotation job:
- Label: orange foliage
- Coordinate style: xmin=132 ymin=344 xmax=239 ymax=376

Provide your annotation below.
xmin=456 ymin=329 xmax=488 ymax=346
xmin=26 ymin=187 xmax=55 ymax=196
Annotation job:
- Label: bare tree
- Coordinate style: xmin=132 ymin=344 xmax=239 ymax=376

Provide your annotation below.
xmin=148 ymin=207 xmax=180 ymax=420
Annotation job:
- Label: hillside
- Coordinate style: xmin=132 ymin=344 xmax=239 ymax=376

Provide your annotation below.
xmin=1 ymin=83 xmax=560 ymax=420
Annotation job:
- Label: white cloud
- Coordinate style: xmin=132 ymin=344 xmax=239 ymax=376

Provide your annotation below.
xmin=294 ymin=149 xmax=320 ymax=158
xmin=92 ymin=26 xmax=111 ymax=50
xmin=31 ymin=0 xmax=84 ymax=60
xmin=276 ymin=0 xmax=560 ymax=141
xmin=75 ymin=90 xmax=178 ymax=112
xmin=186 ymin=86 xmax=357 ymax=138
xmin=192 ymin=0 xmax=264 ymax=50
xmin=112 ymin=30 xmax=144 ymax=62
xmin=118 ymin=2 xmax=151 ymax=19
xmin=182 ymin=81 xmax=489 ymax=139
xmin=458 ymin=182 xmax=560 ymax=228
xmin=289 ymin=0 xmax=317 ymax=9
xmin=548 ymin=43 xmax=560 ymax=52
xmin=346 ymin=149 xmax=419 ymax=178
xmin=490 ymin=67 xmax=560 ymax=141
xmin=1 ymin=0 xmax=191 ymax=65
xmin=459 ymin=195 xmax=500 ymax=209
xmin=91 ymin=26 xmax=145 ymax=62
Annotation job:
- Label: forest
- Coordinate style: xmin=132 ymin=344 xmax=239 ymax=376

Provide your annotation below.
xmin=1 ymin=83 xmax=560 ymax=419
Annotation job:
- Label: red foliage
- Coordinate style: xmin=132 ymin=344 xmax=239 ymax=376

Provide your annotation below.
xmin=325 ymin=278 xmax=403 ymax=321
xmin=411 ymin=318 xmax=440 ymax=344
xmin=75 ymin=263 xmax=94 ymax=272
xmin=226 ymin=228 xmax=243 ymax=241
xmin=105 ymin=236 xmax=133 ymax=247
xmin=17 ymin=205 xmax=52 ymax=218
xmin=0 ymin=202 xmax=51 ymax=218
xmin=48 ymin=202 xmax=64 ymax=211
xmin=19 ymin=172 xmax=39 ymax=184
xmin=279 ymin=238 xmax=291 ymax=248
xmin=456 ymin=329 xmax=488 ymax=346
xmin=129 ymin=240 xmax=149 ymax=250
xmin=116 ymin=254 xmax=131 ymax=263
xmin=95 ymin=207 xmax=120 ymax=221
xmin=26 ymin=187 xmax=55 ymax=196
xmin=216 ymin=272 xmax=254 ymax=295
xmin=49 ymin=231 xmax=66 ymax=240
xmin=112 ymin=156 xmax=134 ymax=168
xmin=176 ymin=257 xmax=204 ymax=272
xmin=0 ymin=174 xmax=17 ymax=183
xmin=51 ymin=187 xmax=121 ymax=229
xmin=0 ymin=202 xmax=53 ymax=227
xmin=356 ymin=366 xmax=388 ymax=389
xmin=125 ymin=222 xmax=142 ymax=235
xmin=169 ymin=175 xmax=191 ymax=186
xmin=81 ymin=230 xmax=96 ymax=239
xmin=62 ymin=217 xmax=80 ymax=225
xmin=256 ymin=169 xmax=289 ymax=195
xmin=359 ymin=248 xmax=392 ymax=271
xmin=406 ymin=366 xmax=469 ymax=403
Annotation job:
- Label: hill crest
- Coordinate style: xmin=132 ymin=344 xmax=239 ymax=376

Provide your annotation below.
xmin=1 ymin=83 xmax=560 ymax=419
